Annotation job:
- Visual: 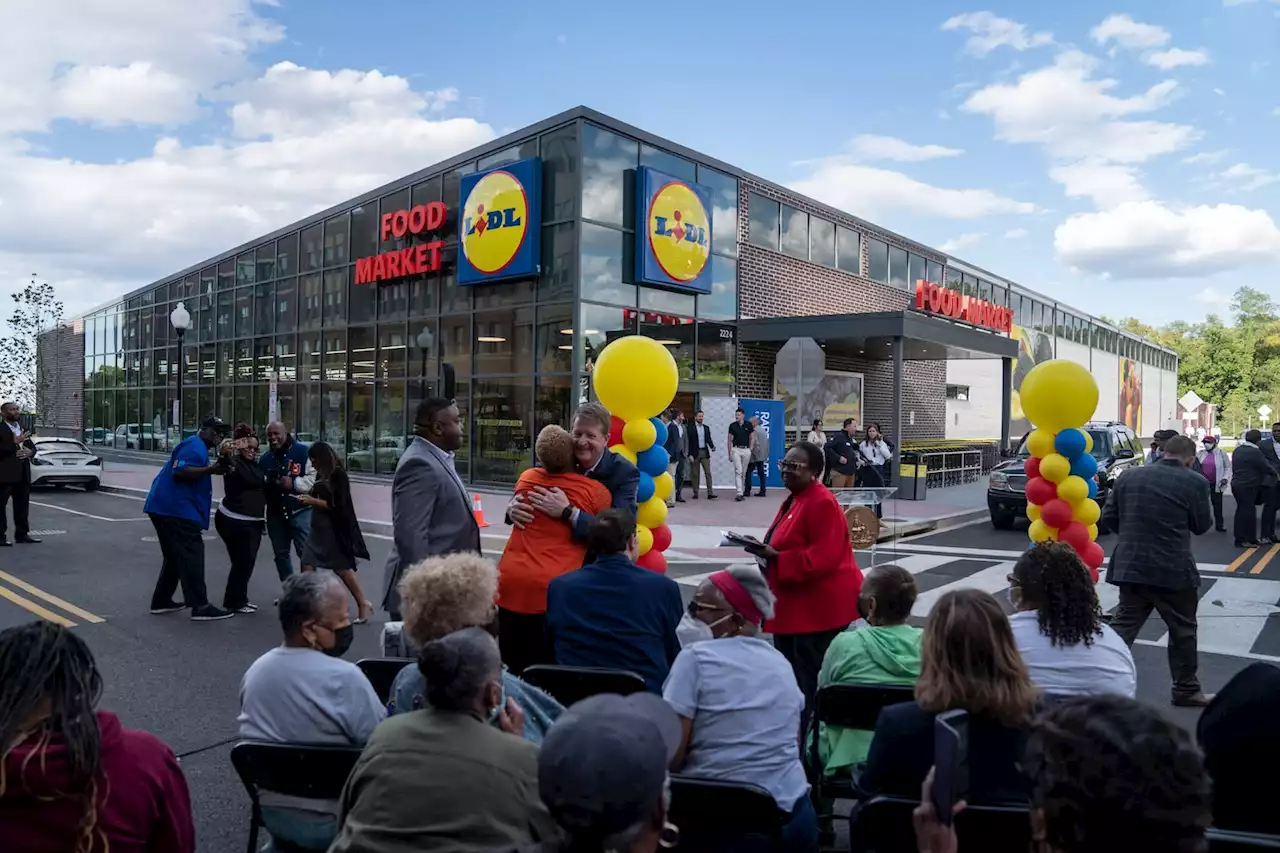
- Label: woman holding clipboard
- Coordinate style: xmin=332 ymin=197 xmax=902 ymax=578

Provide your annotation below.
xmin=736 ymin=440 xmax=863 ymax=715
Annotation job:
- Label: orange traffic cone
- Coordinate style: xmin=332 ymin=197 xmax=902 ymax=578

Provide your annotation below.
xmin=472 ymin=494 xmax=490 ymax=528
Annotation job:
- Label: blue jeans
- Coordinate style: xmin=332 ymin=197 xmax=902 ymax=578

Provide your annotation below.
xmin=266 ymin=509 xmax=311 ymax=583
xmin=261 ymin=805 xmax=336 ymax=851
xmin=681 ymin=794 xmax=819 ymax=853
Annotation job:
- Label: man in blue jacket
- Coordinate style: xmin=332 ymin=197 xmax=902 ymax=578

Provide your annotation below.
xmin=145 ymin=415 xmax=233 ymax=621
xmin=260 ymin=422 xmax=317 ymax=581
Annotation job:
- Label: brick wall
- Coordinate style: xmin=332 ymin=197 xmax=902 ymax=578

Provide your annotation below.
xmin=35 ymin=324 xmax=85 ymax=436
xmin=734 ymin=176 xmax=947 ymax=440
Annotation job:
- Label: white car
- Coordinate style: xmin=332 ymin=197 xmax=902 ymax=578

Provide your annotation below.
xmin=29 ymin=437 xmax=103 ymax=490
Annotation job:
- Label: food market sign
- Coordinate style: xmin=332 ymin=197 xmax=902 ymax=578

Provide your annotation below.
xmin=914 ymin=280 xmax=1012 ymax=334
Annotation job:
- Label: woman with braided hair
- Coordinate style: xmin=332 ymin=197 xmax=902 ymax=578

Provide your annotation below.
xmin=1008 ymin=542 xmax=1136 ymax=698
xmin=0 ymin=621 xmax=194 ymax=852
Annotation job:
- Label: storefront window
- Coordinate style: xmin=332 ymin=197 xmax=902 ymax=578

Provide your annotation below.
xmin=298 ymin=275 xmax=322 ymax=330
xmin=473 ymin=308 xmax=534 ymax=375
xmin=234 ymin=386 xmax=252 ymax=428
xmin=378 ymin=281 xmax=410 ymax=323
xmin=697 ymin=165 xmax=738 ymax=258
xmin=276 ymin=234 xmax=297 ymax=277
xmin=535 ymin=304 xmax=573 ymax=373
xmin=299 ymin=333 xmax=322 ymax=383
xmin=349 ymin=327 xmax=376 ymax=381
xmin=321 ymin=383 xmax=346 ymax=455
xmin=350 ymin=204 xmax=377 ymax=260
xmin=409 ymin=272 xmax=436 ymax=317
xmin=452 ymin=379 xmax=471 ymax=478
xmin=541 ymin=124 xmax=578 ymax=223
xmin=472 ymin=377 xmax=533 ymax=483
xmin=324 ymin=270 xmax=348 ymax=326
xmin=582 ymin=123 xmax=638 ymax=229
xmin=324 ymin=330 xmax=347 ymax=381
xmin=236 ymin=339 xmax=253 ymax=381
xmin=580 ymin=302 xmax=634 ymax=375
xmin=748 ymin=193 xmax=779 ymax=251
xmin=637 ymin=316 xmax=693 ymax=381
xmin=696 ymin=322 xmax=734 ymax=383
xmin=237 ymin=253 xmax=255 ymax=286
xmin=255 ymin=282 xmax=274 ymax=335
xmin=254 ymin=337 xmax=274 ymax=382
xmin=234 ymin=288 xmax=253 ymax=338
xmin=809 ymin=217 xmax=835 ymax=267
xmin=379 ymin=325 xmax=408 ymax=379
xmin=199 ymin=344 xmax=216 ymax=383
xmin=441 ymin=168 xmax=470 ymax=245
xmin=535 ymin=375 xmax=572 ymax=434
xmin=439 ymin=247 xmax=470 ymax=314
xmin=276 ymin=336 xmax=296 ymax=381
xmin=409 ymin=319 xmax=439 ymax=389
xmin=640 ymin=287 xmax=695 ymax=316
xmin=218 ymin=259 xmax=235 ymax=291
xmin=866 ymin=238 xmax=889 ymax=283
xmin=540 ymin=223 xmax=575 ymax=302
xmin=836 ymin=227 xmax=860 ymax=275
xmin=473 ymin=276 xmax=535 ymax=310
xmin=889 ymin=246 xmax=909 ymax=290
xmin=347 ymin=267 xmax=375 ymax=325
xmin=440 ymin=313 xmax=471 ymax=377
xmin=375 ymin=382 xmax=408 ymax=475
xmin=697 ymin=256 xmax=737 ymax=322
xmin=295 ymin=384 xmax=320 ymax=439
xmin=907 ymin=254 xmax=927 ymax=289
xmin=345 ymin=383 xmax=374 ymax=472
xmin=925 ymin=260 xmax=943 ymax=285
xmin=216 ymin=291 xmax=233 ymax=340
xmin=580 ymin=222 xmax=635 ymax=307
xmin=780 ymin=206 xmax=809 ymax=259
xmin=301 ymin=225 xmax=323 ymax=272
xmin=640 ymin=144 xmax=696 ymax=183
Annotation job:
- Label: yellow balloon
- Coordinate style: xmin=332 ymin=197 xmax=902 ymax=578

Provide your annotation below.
xmin=1025 ymin=429 xmax=1056 ymax=459
xmin=1087 ymin=523 xmax=1099 ymax=540
xmin=1058 ymin=476 xmax=1089 ymax=504
xmin=1029 ymin=519 xmax=1058 ymax=542
xmin=636 ymin=496 xmax=669 ymax=529
xmin=653 ymin=472 xmax=674 ymax=501
xmin=622 ymin=418 xmax=657 ymax=452
xmin=1020 ymin=360 xmax=1100 ymax=432
xmin=593 ymin=336 xmax=679 ymax=421
xmin=1039 ymin=453 xmax=1070 ymax=483
xmin=610 ymin=443 xmax=638 ymax=465
xmin=1073 ymin=497 xmax=1101 ymax=526
xmin=636 ymin=525 xmax=654 ymax=556
xmin=1083 ymin=431 xmax=1094 ymax=454
xmin=1026 ymin=503 xmax=1041 ymax=522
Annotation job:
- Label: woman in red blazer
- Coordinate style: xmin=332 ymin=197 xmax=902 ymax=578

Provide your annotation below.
xmin=745 ymin=440 xmax=863 ymax=711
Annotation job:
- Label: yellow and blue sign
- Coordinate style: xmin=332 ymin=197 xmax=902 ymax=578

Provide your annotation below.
xmin=458 ymin=157 xmax=542 ymax=285
xmin=634 ymin=166 xmax=713 ymax=293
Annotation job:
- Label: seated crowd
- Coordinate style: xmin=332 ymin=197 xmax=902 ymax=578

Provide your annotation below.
xmin=0 ymin=468 xmax=1275 ymax=852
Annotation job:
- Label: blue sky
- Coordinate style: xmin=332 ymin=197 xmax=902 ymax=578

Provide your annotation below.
xmin=2 ymin=0 xmax=1278 ymax=325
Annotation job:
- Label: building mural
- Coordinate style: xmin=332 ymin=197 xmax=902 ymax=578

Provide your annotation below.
xmin=1120 ymin=358 xmax=1142 ymax=433
xmin=1009 ymin=322 xmax=1055 ymax=437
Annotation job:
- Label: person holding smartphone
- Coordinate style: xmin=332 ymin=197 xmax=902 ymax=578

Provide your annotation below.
xmin=861 ymin=589 xmax=1037 ymax=803
xmin=213 ymin=424 xmax=267 ymax=614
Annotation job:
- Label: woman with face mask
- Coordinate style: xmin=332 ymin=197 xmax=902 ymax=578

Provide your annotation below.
xmin=664 ymin=565 xmax=819 ymax=853
xmin=236 ymin=572 xmax=386 ymax=850
xmin=330 ymin=628 xmax=559 ymax=853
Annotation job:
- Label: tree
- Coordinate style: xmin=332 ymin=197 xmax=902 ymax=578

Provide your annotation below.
xmin=0 ymin=278 xmax=65 ymax=416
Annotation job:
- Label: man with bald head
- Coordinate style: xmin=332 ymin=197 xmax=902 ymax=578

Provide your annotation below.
xmin=259 ymin=421 xmax=317 ymax=582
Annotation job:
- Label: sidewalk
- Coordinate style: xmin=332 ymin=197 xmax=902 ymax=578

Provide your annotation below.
xmin=98 ymin=454 xmax=989 ymax=559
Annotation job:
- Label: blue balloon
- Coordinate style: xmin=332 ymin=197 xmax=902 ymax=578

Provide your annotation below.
xmin=1086 ymin=478 xmax=1098 ymax=500
xmin=1069 ymin=454 xmax=1098 ymax=480
xmin=637 ymin=472 xmax=656 ymax=503
xmin=649 ymin=416 xmax=667 ymax=439
xmin=1055 ymin=428 xmax=1087 ymax=460
xmin=636 ymin=444 xmax=670 ymax=477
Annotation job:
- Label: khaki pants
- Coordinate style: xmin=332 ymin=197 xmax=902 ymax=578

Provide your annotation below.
xmin=830 ymin=472 xmax=856 ymax=489
xmin=690 ymin=451 xmax=713 ymax=495
xmin=730 ymin=447 xmax=752 ymax=496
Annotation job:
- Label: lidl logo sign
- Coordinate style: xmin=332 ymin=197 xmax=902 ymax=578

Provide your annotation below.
xmin=634 ymin=166 xmax=713 ymax=293
xmin=458 ymin=158 xmax=542 ymax=285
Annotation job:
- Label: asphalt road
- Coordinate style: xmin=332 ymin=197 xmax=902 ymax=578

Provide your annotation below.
xmin=0 ymin=487 xmax=1268 ymax=852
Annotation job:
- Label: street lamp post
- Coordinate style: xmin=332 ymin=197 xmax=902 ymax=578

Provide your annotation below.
xmin=170 ymin=302 xmax=191 ymax=443
xmin=416 ymin=326 xmax=434 ymax=398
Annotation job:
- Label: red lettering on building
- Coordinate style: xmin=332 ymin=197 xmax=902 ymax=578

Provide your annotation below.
xmin=379 ymin=202 xmax=447 ymax=241
xmin=914 ymin=280 xmax=1012 ymax=334
xmin=357 ymin=201 xmax=449 ymax=285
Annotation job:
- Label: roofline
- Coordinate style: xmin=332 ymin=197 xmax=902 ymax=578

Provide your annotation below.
xmin=71 ymin=105 xmax=1177 ymax=357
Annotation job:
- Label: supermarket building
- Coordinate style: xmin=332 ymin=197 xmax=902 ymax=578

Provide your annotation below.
xmin=54 ymin=106 xmax=1178 ymax=487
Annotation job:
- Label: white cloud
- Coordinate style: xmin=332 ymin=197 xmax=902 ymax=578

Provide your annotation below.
xmin=789 ymin=160 xmax=1035 ymax=221
xmin=1004 ymin=228 xmax=1028 ymax=239
xmin=1090 ymin=14 xmax=1170 ymax=51
xmin=1054 ymin=201 xmax=1280 ymax=277
xmin=939 ymin=233 xmax=985 ymax=253
xmin=941 ymin=12 xmax=1053 ymax=57
xmin=1195 ymin=286 xmax=1233 ymax=315
xmin=1219 ymin=162 xmax=1280 ymax=191
xmin=1144 ymin=48 xmax=1210 ymax=69
xmin=847 ymin=134 xmax=963 ymax=162
xmin=1214 ymin=88 xmax=1228 ymax=96
xmin=0 ymin=3 xmax=496 ymax=317
xmin=1048 ymin=161 xmax=1149 ymax=208
xmin=1183 ymin=149 xmax=1229 ymax=164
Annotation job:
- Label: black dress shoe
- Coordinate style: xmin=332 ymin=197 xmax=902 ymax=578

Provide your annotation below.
xmin=15 ymin=536 xmax=41 ymax=544
xmin=0 ymin=539 xmax=10 ymax=547
xmin=1172 ymin=692 xmax=1215 ymax=708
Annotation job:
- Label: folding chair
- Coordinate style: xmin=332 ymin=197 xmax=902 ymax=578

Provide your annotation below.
xmin=520 ymin=664 xmax=646 ymax=706
xmin=1208 ymin=828 xmax=1280 ymax=851
xmin=808 ymin=682 xmax=916 ymax=803
xmin=850 ymin=795 xmax=1030 ymax=853
xmin=229 ymin=742 xmax=363 ymax=853
xmin=667 ymin=775 xmax=784 ymax=852
xmin=356 ymin=657 xmax=414 ymax=704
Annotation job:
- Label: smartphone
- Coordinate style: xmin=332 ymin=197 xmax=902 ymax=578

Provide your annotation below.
xmin=932 ymin=709 xmax=970 ymax=826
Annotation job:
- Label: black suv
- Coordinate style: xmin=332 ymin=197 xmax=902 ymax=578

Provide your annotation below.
xmin=987 ymin=422 xmax=1146 ymax=530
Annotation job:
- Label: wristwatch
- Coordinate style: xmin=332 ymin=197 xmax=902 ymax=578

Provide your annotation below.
xmin=560 ymin=506 xmax=573 ymax=522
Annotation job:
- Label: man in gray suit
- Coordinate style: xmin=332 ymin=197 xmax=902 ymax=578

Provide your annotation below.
xmin=382 ymin=397 xmax=480 ymax=618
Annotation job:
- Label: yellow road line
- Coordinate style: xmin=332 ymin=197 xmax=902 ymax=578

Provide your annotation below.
xmin=1252 ymin=543 xmax=1280 ymax=575
xmin=1226 ymin=548 xmax=1257 ymax=573
xmin=0 ymin=571 xmax=104 ymax=623
xmin=0 ymin=584 xmax=76 ymax=627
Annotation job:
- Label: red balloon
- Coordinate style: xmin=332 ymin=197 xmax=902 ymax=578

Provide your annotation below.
xmin=1082 ymin=540 xmax=1105 ymax=573
xmin=650 ymin=523 xmax=672 ymax=552
xmin=1041 ymin=498 xmax=1073 ymax=530
xmin=608 ymin=415 xmax=625 ymax=446
xmin=1088 ymin=565 xmax=1100 ymax=584
xmin=1023 ymin=457 xmax=1041 ymax=479
xmin=1059 ymin=521 xmax=1091 ymax=553
xmin=1025 ymin=477 xmax=1057 ymax=507
xmin=636 ymin=549 xmax=668 ymax=574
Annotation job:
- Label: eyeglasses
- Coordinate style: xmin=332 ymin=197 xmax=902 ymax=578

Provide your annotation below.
xmin=777 ymin=460 xmax=808 ymax=472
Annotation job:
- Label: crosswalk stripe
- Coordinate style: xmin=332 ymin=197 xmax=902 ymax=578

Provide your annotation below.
xmin=912 ymin=562 xmax=1015 ymax=618
xmin=1145 ymin=577 xmax=1280 ymax=658
xmin=889 ymin=554 xmax=961 ymax=575
xmin=870 ymin=544 xmax=1232 ymax=576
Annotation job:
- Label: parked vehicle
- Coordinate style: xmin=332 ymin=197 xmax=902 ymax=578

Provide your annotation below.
xmin=29 ymin=437 xmax=103 ymax=491
xmin=987 ymin=421 xmax=1145 ymax=531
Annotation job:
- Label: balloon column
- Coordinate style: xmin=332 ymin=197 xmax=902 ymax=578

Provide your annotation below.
xmin=594 ymin=336 xmax=679 ymax=574
xmin=1018 ymin=360 xmax=1106 ymax=581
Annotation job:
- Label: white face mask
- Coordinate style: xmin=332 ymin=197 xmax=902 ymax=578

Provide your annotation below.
xmin=676 ymin=612 xmax=731 ymax=647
